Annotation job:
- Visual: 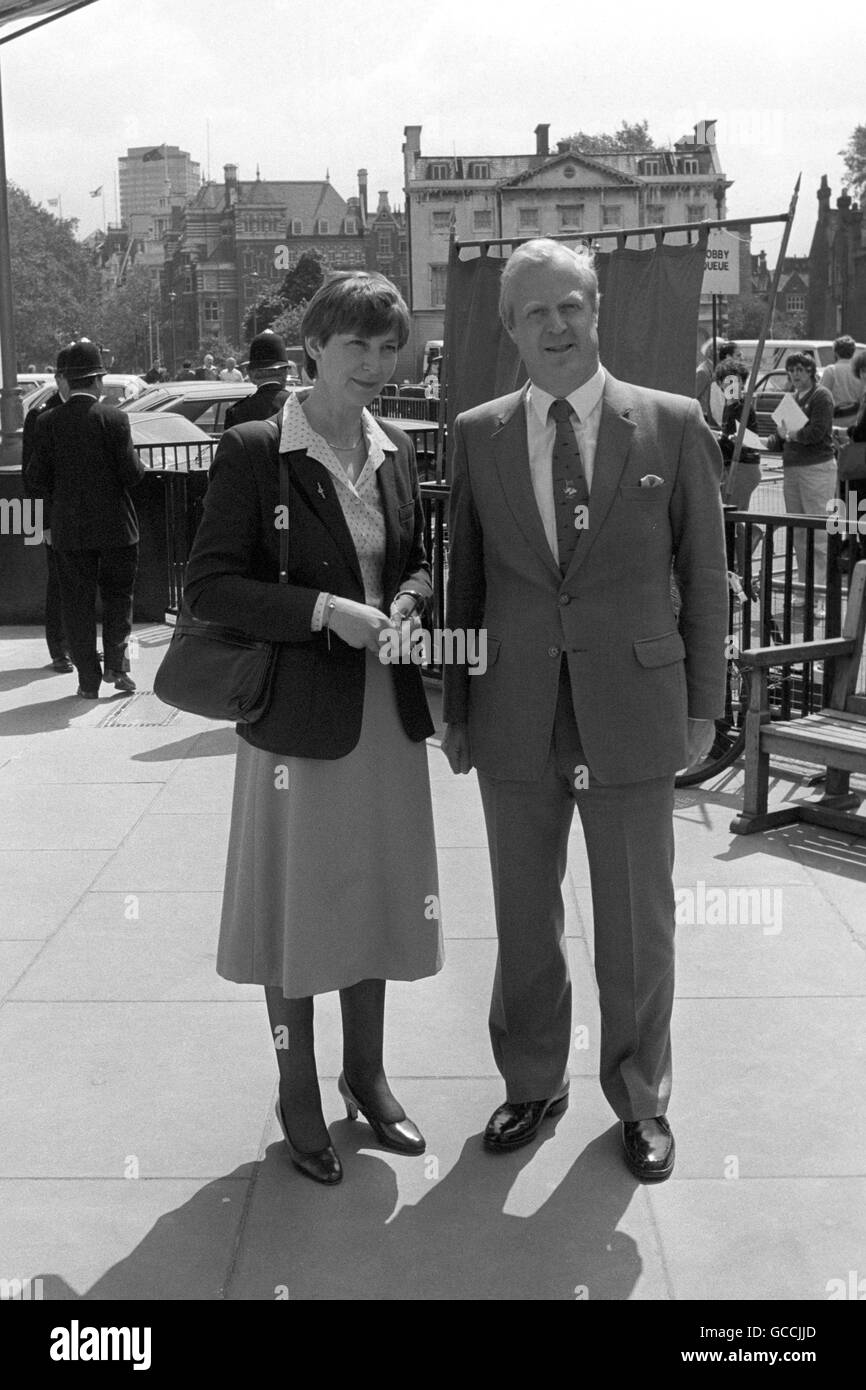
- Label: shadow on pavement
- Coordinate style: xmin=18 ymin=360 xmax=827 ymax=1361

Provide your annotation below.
xmin=31 ymin=1127 xmax=643 ymax=1302
xmin=0 ymin=666 xmax=60 ymax=695
xmin=131 ymin=728 xmax=237 ymax=762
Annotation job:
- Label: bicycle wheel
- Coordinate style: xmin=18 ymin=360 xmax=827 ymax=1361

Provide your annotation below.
xmin=674 ymin=664 xmax=750 ymax=787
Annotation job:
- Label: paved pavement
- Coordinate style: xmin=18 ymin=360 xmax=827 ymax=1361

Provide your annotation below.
xmin=0 ymin=623 xmax=864 ymax=1303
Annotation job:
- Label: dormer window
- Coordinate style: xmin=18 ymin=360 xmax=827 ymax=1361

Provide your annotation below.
xmin=345 ymin=217 xmax=357 ymax=234
xmin=680 ymin=157 xmax=699 ymax=175
xmin=290 ymin=219 xmax=302 ymax=235
xmin=317 ymin=218 xmax=330 ymax=234
xmin=641 ymin=158 xmax=661 ymax=176
xmin=467 ymin=161 xmax=491 ymax=180
xmin=427 ymin=161 xmax=450 ymax=180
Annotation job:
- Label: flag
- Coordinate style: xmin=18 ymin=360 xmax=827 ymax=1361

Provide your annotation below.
xmin=90 ymin=186 xmax=103 ymax=198
xmin=142 ymin=146 xmax=164 ymax=162
xmin=47 ymin=198 xmax=59 ymax=207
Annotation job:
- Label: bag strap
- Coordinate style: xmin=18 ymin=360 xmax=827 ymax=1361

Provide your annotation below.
xmin=278 ymin=452 xmax=289 ymax=586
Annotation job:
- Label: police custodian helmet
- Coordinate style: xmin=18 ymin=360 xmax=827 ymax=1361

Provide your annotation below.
xmin=243 ymin=330 xmax=290 ymax=371
xmin=63 ymin=339 xmax=106 ymax=380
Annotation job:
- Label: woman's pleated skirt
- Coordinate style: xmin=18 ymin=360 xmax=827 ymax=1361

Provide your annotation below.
xmin=217 ymin=650 xmax=443 ymax=997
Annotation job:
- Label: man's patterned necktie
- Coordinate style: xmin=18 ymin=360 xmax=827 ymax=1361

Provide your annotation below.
xmin=549 ymin=397 xmax=589 ymax=573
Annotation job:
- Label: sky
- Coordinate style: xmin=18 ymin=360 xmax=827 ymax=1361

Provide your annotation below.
xmin=1 ymin=0 xmax=864 ymax=265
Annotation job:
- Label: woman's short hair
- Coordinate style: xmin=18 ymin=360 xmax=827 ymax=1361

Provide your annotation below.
xmin=785 ymin=351 xmax=817 ymax=379
xmin=301 ymin=271 xmax=410 ymax=379
xmin=718 ymin=340 xmax=739 ymax=361
xmin=833 ymin=335 xmax=857 ymax=359
xmin=715 ymin=359 xmax=748 ymax=384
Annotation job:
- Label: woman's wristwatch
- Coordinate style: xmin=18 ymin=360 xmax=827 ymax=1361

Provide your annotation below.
xmin=391 ymin=589 xmax=424 ymax=619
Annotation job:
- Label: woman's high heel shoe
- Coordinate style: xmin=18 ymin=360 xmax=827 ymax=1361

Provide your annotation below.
xmin=338 ymin=1072 xmax=425 ymax=1155
xmin=275 ymin=1102 xmax=343 ymax=1185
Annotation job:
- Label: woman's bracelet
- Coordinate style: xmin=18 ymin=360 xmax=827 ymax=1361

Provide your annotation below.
xmin=323 ymin=595 xmax=337 ymax=650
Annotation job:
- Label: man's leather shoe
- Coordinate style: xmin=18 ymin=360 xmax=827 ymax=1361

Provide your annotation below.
xmin=51 ymin=657 xmax=74 ymax=673
xmin=483 ymin=1089 xmax=569 ymax=1152
xmin=76 ymin=687 xmax=100 ymax=699
xmin=621 ymin=1116 xmax=675 ymax=1183
xmin=104 ymin=670 xmax=136 ymax=693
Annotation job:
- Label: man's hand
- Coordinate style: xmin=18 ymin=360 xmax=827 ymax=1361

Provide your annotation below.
xmin=442 ymin=722 xmax=473 ymax=774
xmin=685 ymin=717 xmax=715 ymax=767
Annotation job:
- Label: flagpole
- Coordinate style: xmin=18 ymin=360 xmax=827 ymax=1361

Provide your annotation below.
xmin=0 ymin=56 xmax=23 ymax=444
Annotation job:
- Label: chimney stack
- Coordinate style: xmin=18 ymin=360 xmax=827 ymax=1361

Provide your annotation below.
xmin=377 ymin=190 xmax=391 ymax=215
xmin=224 ymin=163 xmax=238 ymax=208
xmin=535 ymin=123 xmax=550 ymax=157
xmin=357 ymin=168 xmax=368 ymax=223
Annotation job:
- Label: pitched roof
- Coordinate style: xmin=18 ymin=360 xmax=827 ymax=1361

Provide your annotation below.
xmin=191 ymin=179 xmax=349 ymax=220
xmin=503 ymin=150 xmax=641 ymax=189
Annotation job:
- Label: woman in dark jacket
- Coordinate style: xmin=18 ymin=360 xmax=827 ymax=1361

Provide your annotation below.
xmin=765 ymin=352 xmax=836 ymax=610
xmin=183 ymin=273 xmax=443 ymax=1186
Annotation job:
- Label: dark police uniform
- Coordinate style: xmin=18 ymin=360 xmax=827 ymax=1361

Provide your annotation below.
xmin=224 ymin=382 xmax=289 ymax=430
xmin=22 ymin=389 xmax=69 ymax=665
xmin=28 ymin=390 xmax=146 ymax=693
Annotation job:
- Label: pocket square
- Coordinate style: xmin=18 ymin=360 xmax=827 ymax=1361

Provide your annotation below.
xmin=639 ymin=474 xmax=665 ymax=488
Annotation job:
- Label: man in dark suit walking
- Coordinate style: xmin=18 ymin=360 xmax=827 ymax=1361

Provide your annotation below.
xmin=28 ymin=339 xmax=146 ymax=698
xmin=21 ymin=346 xmax=72 ymax=672
xmin=224 ymin=331 xmax=292 ymax=430
xmin=443 ymin=240 xmax=728 ymax=1181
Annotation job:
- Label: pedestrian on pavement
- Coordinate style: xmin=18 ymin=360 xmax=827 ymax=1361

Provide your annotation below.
xmin=819 ymin=335 xmax=863 ymax=421
xmin=765 ymin=351 xmax=836 ymax=613
xmin=176 ymin=360 xmax=197 ymax=381
xmin=716 ymin=358 xmax=763 ymax=573
xmin=21 ymin=346 xmax=72 ymax=672
xmin=183 ymin=271 xmax=443 ymax=1187
xmin=27 ymin=338 xmax=146 ymax=698
xmin=443 ymin=238 xmax=728 ymax=1182
xmin=695 ymin=338 xmax=741 ymax=423
xmin=195 ymin=353 xmax=218 ymax=381
xmin=219 ymin=356 xmax=244 ymax=383
xmin=847 ymin=350 xmax=866 ymax=442
xmin=224 ymin=332 xmax=291 ymax=429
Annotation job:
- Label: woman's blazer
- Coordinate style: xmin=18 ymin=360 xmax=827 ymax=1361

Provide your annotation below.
xmin=183 ymin=415 xmax=434 ymax=757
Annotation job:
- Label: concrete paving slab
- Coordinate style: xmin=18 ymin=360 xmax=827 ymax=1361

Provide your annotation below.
xmin=0 ymin=941 xmax=43 ymax=997
xmin=0 ymin=783 xmax=162 ymax=851
xmin=92 ymin=814 xmax=229 ymax=892
xmin=652 ymin=1178 xmax=866 ymax=1301
xmin=671 ymin=997 xmax=866 ymax=1176
xmin=0 ymin=1002 xmax=273 ymax=1178
xmin=230 ymin=1078 xmax=670 ymax=1301
xmin=7 ymin=892 xmax=260 ymax=1002
xmin=147 ymin=760 xmax=236 ymax=814
xmin=674 ymin=885 xmax=866 ymax=997
xmin=0 ymin=851 xmax=112 ymax=939
xmin=0 ymin=1176 xmax=252 ymax=1300
xmin=429 ymin=776 xmax=489 ymax=848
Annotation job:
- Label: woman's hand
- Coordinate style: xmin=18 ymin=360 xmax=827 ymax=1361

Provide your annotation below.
xmin=327 ymin=597 xmax=394 ymax=652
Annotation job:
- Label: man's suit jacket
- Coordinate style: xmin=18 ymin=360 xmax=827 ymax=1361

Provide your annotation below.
xmin=27 ymin=395 xmax=146 ymax=550
xmin=21 ymin=391 xmax=63 ymax=521
xmin=443 ymin=373 xmax=728 ymax=785
xmin=182 ymin=415 xmax=434 ymax=758
xmin=224 ymin=383 xmax=289 ymax=431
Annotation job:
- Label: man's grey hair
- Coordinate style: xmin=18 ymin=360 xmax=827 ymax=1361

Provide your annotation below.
xmin=499 ymin=238 xmax=599 ymax=328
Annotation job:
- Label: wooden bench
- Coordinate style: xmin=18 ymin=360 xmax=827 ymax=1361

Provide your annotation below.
xmin=731 ymin=560 xmax=866 ymax=837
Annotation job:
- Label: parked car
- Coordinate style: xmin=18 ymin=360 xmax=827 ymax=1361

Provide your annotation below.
xmin=122 ymin=380 xmax=258 ymax=437
xmin=21 ymin=373 xmax=147 ymax=417
xmin=736 ymin=339 xmax=866 ymax=381
xmin=17 ymin=372 xmax=53 ymax=397
xmin=129 ymin=412 xmax=214 ymax=470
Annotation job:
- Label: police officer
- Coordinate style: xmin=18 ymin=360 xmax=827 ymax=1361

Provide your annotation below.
xmin=224 ymin=331 xmax=292 ymax=429
xmin=27 ymin=339 xmax=146 ymax=698
xmin=22 ymin=346 xmax=72 ymax=672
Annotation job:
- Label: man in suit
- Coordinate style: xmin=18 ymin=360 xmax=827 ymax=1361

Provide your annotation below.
xmin=443 ymin=239 xmax=728 ymax=1181
xmin=224 ymin=331 xmax=292 ymax=430
xmin=27 ymin=338 xmax=146 ymax=699
xmin=21 ymin=346 xmax=72 ymax=672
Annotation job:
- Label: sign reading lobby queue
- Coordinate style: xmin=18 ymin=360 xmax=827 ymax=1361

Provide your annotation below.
xmin=701 ymin=229 xmax=740 ymax=297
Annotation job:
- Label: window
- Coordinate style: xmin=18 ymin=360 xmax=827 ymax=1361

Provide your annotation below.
xmin=602 ymin=205 xmax=622 ymax=227
xmin=558 ymin=204 xmax=583 ymax=229
xmin=430 ymin=264 xmax=448 ymax=306
xmin=427 ymin=161 xmax=450 ymax=180
xmin=519 ymin=207 xmax=539 ymax=229
xmin=431 ymin=209 xmax=453 ymax=231
xmin=686 ymin=204 xmax=707 ymax=222
xmin=243 ymin=252 xmax=254 ymax=271
xmin=317 ymin=219 xmax=329 ymax=235
xmin=473 ymin=209 xmax=493 ymax=232
xmin=646 ymin=203 xmax=665 ymax=224
xmin=641 ymin=158 xmax=661 ymax=176
xmin=378 ymin=231 xmax=391 ymax=255
xmin=345 ymin=217 xmax=357 ymax=234
xmin=204 ymin=298 xmax=219 ymax=326
xmin=290 ymin=219 xmax=302 ymax=235
xmin=787 ymin=294 xmax=806 ymax=314
xmin=681 ymin=157 xmax=699 ymax=174
xmin=467 ymin=161 xmax=491 ymax=180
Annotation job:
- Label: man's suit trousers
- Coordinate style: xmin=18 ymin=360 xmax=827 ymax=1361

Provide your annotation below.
xmin=54 ymin=545 xmax=138 ymax=690
xmin=477 ymin=662 xmax=676 ymax=1120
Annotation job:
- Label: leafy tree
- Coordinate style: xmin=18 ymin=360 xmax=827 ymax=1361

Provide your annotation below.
xmin=724 ymin=295 xmax=771 ymax=338
xmin=7 ymin=183 xmax=100 ymax=367
xmin=564 ymin=120 xmax=656 ymax=155
xmin=278 ymin=248 xmax=326 ymax=308
xmin=241 ymin=292 xmax=285 ymax=342
xmin=267 ymin=302 xmax=307 ymax=346
xmin=92 ymin=264 xmax=160 ymax=373
xmin=839 ymin=124 xmax=866 ymax=200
